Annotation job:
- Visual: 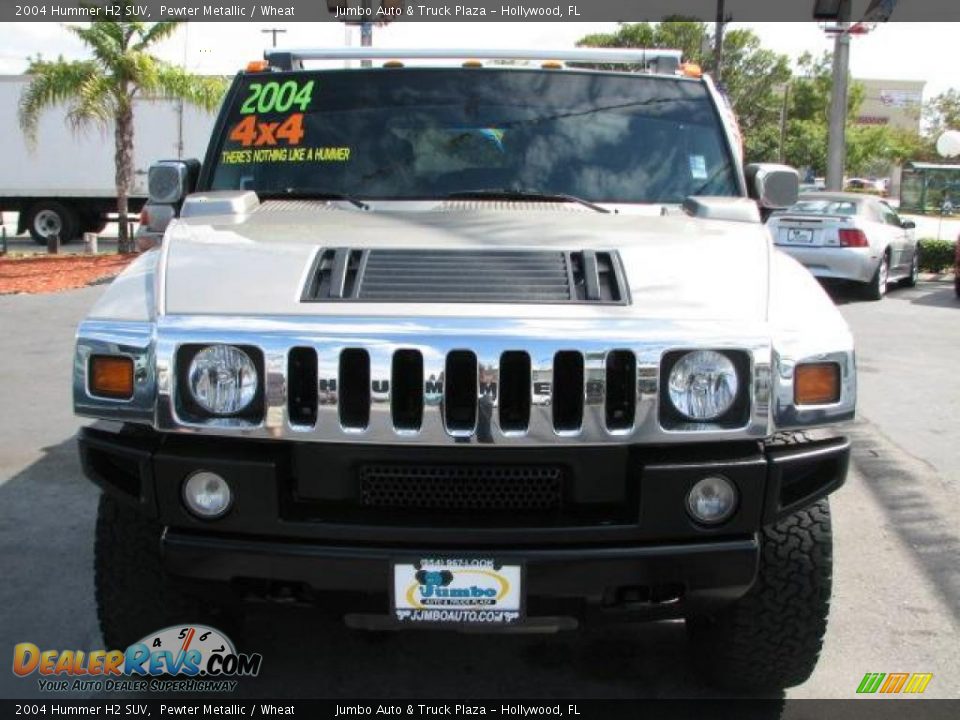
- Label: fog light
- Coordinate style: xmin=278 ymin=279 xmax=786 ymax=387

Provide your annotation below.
xmin=182 ymin=471 xmax=232 ymax=519
xmin=686 ymin=475 xmax=738 ymax=525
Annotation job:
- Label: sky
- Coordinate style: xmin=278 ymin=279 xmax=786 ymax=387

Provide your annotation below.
xmin=0 ymin=21 xmax=957 ymax=100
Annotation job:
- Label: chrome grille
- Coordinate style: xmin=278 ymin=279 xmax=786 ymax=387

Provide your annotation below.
xmin=285 ymin=347 xmax=640 ymax=439
xmin=146 ymin=315 xmax=775 ymax=445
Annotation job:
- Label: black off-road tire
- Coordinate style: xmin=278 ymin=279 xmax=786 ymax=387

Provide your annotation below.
xmin=687 ymin=498 xmax=833 ymax=691
xmin=95 ymin=494 xmax=239 ymax=649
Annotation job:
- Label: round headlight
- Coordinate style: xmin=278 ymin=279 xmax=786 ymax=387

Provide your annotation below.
xmin=667 ymin=350 xmax=738 ymax=421
xmin=183 ymin=471 xmax=232 ymax=519
xmin=187 ymin=345 xmax=258 ymax=416
xmin=687 ymin=475 xmax=738 ymax=525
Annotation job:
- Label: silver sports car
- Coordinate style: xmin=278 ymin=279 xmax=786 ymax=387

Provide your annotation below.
xmin=767 ymin=192 xmax=919 ymax=300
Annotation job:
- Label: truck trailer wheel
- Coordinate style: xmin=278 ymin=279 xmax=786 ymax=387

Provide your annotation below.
xmin=686 ymin=499 xmax=833 ymax=691
xmin=94 ymin=494 xmax=239 ymax=649
xmin=27 ymin=201 xmax=79 ymax=245
xmin=81 ymin=213 xmax=108 ymax=235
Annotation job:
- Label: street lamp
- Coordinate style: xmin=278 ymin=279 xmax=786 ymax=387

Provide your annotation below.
xmin=261 ymin=28 xmax=287 ymax=48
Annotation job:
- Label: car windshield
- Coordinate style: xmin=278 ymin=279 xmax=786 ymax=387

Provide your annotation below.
xmin=205 ymin=68 xmax=739 ymax=204
xmin=785 ymin=200 xmax=859 ymax=216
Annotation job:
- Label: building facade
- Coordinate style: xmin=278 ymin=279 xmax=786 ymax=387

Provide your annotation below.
xmin=854 ymin=79 xmax=925 ymax=132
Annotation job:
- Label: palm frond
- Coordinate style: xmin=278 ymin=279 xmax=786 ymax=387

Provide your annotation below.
xmin=65 ymin=73 xmax=116 ymax=132
xmin=134 ymin=21 xmax=182 ymax=50
xmin=18 ymin=57 xmax=104 ymax=142
xmin=65 ymin=23 xmax=123 ymax=67
xmin=148 ymin=64 xmax=228 ymax=111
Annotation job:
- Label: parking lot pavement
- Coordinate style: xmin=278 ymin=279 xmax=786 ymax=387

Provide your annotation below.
xmin=0 ymin=282 xmax=958 ymax=699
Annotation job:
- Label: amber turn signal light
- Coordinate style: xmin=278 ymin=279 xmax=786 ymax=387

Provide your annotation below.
xmin=89 ymin=356 xmax=134 ymax=399
xmin=245 ymin=60 xmax=270 ymax=73
xmin=794 ymin=363 xmax=841 ymax=405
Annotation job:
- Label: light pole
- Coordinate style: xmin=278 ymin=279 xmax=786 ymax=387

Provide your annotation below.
xmin=261 ymin=28 xmax=287 ymax=48
xmin=713 ymin=0 xmax=727 ymax=83
xmin=825 ymin=23 xmax=850 ymax=191
xmin=360 ymin=0 xmax=373 ymax=68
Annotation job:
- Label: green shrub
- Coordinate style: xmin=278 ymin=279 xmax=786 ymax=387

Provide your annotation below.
xmin=917 ymin=238 xmax=956 ymax=273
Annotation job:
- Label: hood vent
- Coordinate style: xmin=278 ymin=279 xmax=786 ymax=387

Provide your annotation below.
xmin=302 ymin=248 xmax=629 ymax=305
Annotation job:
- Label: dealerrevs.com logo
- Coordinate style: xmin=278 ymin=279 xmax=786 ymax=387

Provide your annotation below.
xmin=12 ymin=625 xmax=262 ymax=693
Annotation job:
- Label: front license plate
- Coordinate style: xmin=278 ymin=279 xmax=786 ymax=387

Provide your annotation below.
xmin=786 ymin=228 xmax=814 ymax=244
xmin=392 ymin=559 xmax=523 ymax=625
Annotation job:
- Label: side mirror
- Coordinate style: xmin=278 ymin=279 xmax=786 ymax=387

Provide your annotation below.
xmin=901 ymin=220 xmax=916 ymax=230
xmin=745 ymin=163 xmax=799 ymax=210
xmin=147 ymin=159 xmax=200 ymax=205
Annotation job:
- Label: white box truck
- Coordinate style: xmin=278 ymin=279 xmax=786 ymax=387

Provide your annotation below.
xmin=0 ymin=75 xmax=218 ymax=244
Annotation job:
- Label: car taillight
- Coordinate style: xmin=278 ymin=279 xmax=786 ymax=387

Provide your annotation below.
xmin=838 ymin=229 xmax=869 ymax=247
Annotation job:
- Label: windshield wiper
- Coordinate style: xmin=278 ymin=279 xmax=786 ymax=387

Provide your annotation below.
xmin=446 ymin=188 xmax=610 ymax=214
xmin=260 ymin=188 xmax=370 ymax=211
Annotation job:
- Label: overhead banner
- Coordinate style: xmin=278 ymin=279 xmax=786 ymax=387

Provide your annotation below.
xmin=3 ymin=0 xmax=955 ymax=23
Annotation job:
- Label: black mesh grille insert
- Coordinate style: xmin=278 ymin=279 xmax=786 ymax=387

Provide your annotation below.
xmin=288 ymin=347 xmax=318 ymax=427
xmin=391 ymin=349 xmax=423 ymax=431
xmin=359 ymin=463 xmax=564 ymax=512
xmin=339 ymin=349 xmax=370 ymax=429
xmin=444 ymin=350 xmax=477 ymax=432
xmin=499 ymin=351 xmax=531 ymax=432
xmin=552 ymin=351 xmax=584 ymax=431
xmin=605 ymin=350 xmax=636 ymax=430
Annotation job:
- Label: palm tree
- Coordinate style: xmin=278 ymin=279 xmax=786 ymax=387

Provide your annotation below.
xmin=18 ymin=13 xmax=225 ymax=252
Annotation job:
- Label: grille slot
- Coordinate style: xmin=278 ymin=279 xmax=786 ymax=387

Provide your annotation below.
xmin=391 ymin=350 xmax=423 ymax=431
xmin=303 ymin=248 xmax=365 ymax=300
xmin=339 ymin=349 xmax=370 ymax=429
xmin=301 ymin=249 xmax=629 ymax=305
xmin=444 ymin=350 xmax=477 ymax=433
xmin=552 ymin=351 xmax=584 ymax=432
xmin=605 ymin=350 xmax=636 ymax=430
xmin=499 ymin=351 xmax=531 ymax=432
xmin=288 ymin=347 xmax=318 ymax=427
xmin=571 ymin=251 xmax=627 ymax=302
xmin=359 ymin=463 xmax=564 ymax=512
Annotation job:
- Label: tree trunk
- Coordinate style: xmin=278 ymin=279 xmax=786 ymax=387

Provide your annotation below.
xmin=115 ymin=101 xmax=134 ymax=253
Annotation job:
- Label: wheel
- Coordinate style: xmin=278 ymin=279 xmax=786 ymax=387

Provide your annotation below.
xmin=687 ymin=499 xmax=833 ymax=691
xmin=26 ymin=201 xmax=79 ymax=245
xmin=81 ymin=214 xmax=108 ymax=235
xmin=95 ymin=494 xmax=239 ymax=649
xmin=861 ymin=252 xmax=889 ymax=301
xmin=900 ymin=250 xmax=919 ymax=288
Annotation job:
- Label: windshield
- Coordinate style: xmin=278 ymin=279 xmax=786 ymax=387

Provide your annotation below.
xmin=206 ymin=68 xmax=739 ymax=204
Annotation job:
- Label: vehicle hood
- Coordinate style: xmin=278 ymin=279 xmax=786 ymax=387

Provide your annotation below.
xmin=161 ymin=203 xmax=772 ymax=322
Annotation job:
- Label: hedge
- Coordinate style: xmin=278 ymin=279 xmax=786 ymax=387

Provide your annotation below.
xmin=917 ymin=239 xmax=956 ymax=273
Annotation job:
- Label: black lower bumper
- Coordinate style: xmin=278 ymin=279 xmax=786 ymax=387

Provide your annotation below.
xmin=80 ymin=424 xmax=848 ymax=619
xmin=162 ymin=530 xmax=759 ymax=619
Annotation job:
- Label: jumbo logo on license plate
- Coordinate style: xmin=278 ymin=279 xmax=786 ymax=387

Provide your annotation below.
xmin=392 ymin=559 xmax=523 ymax=625
xmin=787 ymin=229 xmax=814 ymax=244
